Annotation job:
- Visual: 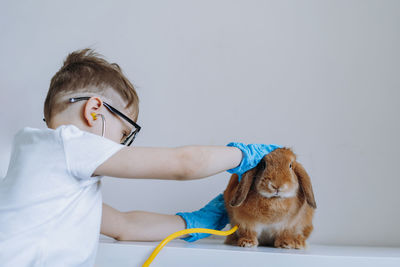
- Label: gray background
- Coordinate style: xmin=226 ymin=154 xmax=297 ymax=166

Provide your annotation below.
xmin=1 ymin=0 xmax=399 ymax=246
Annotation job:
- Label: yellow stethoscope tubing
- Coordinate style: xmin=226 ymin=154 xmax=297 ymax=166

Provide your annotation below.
xmin=142 ymin=225 xmax=238 ymax=267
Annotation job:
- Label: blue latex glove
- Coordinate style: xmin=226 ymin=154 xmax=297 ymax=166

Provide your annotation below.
xmin=227 ymin=143 xmax=282 ymax=181
xmin=176 ymin=143 xmax=281 ymax=242
xmin=176 ymin=193 xmax=229 ymax=242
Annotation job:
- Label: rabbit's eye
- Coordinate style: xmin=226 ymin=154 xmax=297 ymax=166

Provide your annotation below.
xmin=259 ymin=160 xmax=266 ymax=170
xmin=289 ymin=162 xmax=293 ymax=169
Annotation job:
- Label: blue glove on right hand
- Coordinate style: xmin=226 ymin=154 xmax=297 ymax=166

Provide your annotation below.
xmin=227 ymin=143 xmax=282 ymax=181
xmin=176 ymin=193 xmax=229 ymax=242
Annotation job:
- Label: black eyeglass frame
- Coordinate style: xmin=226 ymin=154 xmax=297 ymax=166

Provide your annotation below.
xmin=63 ymin=97 xmax=141 ymax=146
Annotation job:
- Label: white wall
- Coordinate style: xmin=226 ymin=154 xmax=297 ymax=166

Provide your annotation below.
xmin=1 ymin=0 xmax=399 ymax=247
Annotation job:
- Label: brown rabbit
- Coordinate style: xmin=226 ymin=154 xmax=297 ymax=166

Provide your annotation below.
xmin=223 ymin=148 xmax=316 ymax=249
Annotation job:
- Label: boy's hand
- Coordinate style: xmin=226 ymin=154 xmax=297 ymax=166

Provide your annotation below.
xmin=176 ymin=194 xmax=229 ymax=242
xmin=226 ymin=143 xmax=282 ymax=181
xmin=175 ymin=143 xmax=281 ymax=242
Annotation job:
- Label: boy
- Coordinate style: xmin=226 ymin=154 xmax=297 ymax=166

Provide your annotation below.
xmin=0 ymin=49 xmax=280 ymax=266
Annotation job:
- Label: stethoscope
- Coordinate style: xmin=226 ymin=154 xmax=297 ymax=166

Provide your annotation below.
xmin=91 ymin=112 xmax=106 ymax=137
xmin=91 ymin=111 xmax=239 ymax=267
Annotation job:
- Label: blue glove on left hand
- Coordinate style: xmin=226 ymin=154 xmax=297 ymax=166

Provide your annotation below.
xmin=176 ymin=193 xmax=229 ymax=242
xmin=227 ymin=143 xmax=282 ymax=181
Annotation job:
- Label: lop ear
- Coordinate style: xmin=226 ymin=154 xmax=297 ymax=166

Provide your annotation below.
xmin=230 ymin=159 xmax=265 ymax=207
xmin=293 ymin=161 xmax=317 ymax=209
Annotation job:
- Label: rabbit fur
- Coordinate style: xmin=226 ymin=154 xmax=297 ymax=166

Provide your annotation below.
xmin=223 ymin=148 xmax=316 ymax=249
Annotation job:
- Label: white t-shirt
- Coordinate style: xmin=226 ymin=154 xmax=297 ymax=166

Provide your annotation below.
xmin=0 ymin=125 xmax=124 ymax=267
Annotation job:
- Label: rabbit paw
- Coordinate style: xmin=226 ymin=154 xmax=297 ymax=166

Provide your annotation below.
xmin=274 ymin=235 xmax=305 ymax=249
xmin=238 ymin=237 xmax=258 ymax=247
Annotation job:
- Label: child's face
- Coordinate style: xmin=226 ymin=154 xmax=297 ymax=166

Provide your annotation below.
xmin=96 ymin=100 xmax=134 ymax=146
xmin=102 ymin=107 xmax=134 ymax=145
xmin=82 ymin=93 xmax=136 ymax=145
xmin=49 ymin=91 xmax=137 ymax=145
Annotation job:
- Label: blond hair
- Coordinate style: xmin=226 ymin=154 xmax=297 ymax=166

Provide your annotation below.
xmin=43 ymin=49 xmax=139 ymax=125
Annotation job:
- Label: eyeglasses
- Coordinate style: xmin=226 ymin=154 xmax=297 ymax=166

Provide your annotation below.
xmin=43 ymin=96 xmax=141 ymax=146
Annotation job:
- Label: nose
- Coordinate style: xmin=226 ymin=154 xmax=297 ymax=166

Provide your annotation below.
xmin=269 ymin=183 xmax=280 ymax=192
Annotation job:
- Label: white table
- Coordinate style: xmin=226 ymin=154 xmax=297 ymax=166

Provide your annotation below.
xmin=96 ymin=236 xmax=400 ymax=267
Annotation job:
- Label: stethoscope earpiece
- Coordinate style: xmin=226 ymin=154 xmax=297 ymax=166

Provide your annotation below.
xmin=91 ymin=112 xmax=98 ymax=121
xmin=91 ymin=112 xmax=106 ymax=137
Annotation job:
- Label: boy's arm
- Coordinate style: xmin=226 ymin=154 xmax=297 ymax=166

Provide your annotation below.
xmin=94 ymin=146 xmax=242 ymax=180
xmin=101 ymin=203 xmax=189 ymax=241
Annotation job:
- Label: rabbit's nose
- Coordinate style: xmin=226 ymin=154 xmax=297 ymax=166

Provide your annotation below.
xmin=269 ymin=183 xmax=280 ymax=192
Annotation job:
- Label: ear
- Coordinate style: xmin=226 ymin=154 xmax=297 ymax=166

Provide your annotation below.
xmin=83 ymin=97 xmax=103 ymax=127
xmin=230 ymin=159 xmax=265 ymax=207
xmin=293 ymin=161 xmax=317 ymax=209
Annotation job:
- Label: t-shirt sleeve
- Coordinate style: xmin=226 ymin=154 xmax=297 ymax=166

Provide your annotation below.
xmin=60 ymin=125 xmax=125 ymax=179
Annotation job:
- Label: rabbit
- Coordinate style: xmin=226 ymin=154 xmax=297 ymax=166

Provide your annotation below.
xmin=223 ymin=147 xmax=316 ymax=249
